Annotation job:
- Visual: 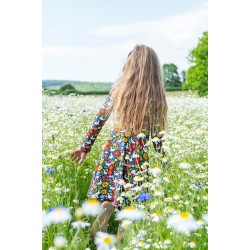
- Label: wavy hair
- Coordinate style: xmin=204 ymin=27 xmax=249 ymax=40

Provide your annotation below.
xmin=110 ymin=44 xmax=168 ymax=135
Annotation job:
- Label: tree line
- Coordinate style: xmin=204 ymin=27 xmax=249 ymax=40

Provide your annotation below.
xmin=163 ymin=31 xmax=208 ymax=96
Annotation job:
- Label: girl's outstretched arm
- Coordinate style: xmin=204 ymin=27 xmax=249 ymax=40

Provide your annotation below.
xmin=80 ymin=93 xmax=113 ymax=154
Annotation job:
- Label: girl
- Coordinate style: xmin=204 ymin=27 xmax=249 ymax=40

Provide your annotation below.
xmin=71 ymin=44 xmax=168 ymax=243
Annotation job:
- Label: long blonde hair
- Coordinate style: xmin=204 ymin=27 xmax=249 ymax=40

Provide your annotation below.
xmin=110 ymin=44 xmax=168 ymax=135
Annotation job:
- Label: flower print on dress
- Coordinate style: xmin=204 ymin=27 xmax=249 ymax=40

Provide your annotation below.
xmin=80 ymin=91 xmax=164 ymax=209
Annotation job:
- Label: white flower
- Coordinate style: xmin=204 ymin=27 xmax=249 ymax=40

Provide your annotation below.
xmin=179 ymin=162 xmax=191 ymax=169
xmin=202 ymin=214 xmax=208 ymax=224
xmin=196 ymin=219 xmax=204 ymax=226
xmin=71 ymin=220 xmax=91 ymax=229
xmin=187 ymin=241 xmax=196 ymax=248
xmin=155 ymin=189 xmax=164 ymax=196
xmin=173 ymin=194 xmax=181 ymax=200
xmin=133 ymin=176 xmax=144 ymax=182
xmin=167 ymin=212 xmax=199 ymax=235
xmin=152 ymin=137 xmax=160 ymax=143
xmin=149 ymin=166 xmax=162 ymax=177
xmin=120 ymin=220 xmax=133 ymax=228
xmin=53 ymin=235 xmax=68 ymax=248
xmin=161 ymin=156 xmax=168 ymax=162
xmin=151 ymin=213 xmax=163 ymax=222
xmin=82 ymin=198 xmax=103 ymax=217
xmin=94 ymin=232 xmax=116 ymax=250
xmin=124 ymin=183 xmax=133 ymax=189
xmin=44 ymin=206 xmax=72 ymax=227
xmin=137 ymin=133 xmax=146 ymax=139
xmin=115 ymin=206 xmax=144 ymax=221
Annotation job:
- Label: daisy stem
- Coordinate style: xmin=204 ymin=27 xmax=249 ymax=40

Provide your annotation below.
xmin=69 ymin=227 xmax=81 ymax=249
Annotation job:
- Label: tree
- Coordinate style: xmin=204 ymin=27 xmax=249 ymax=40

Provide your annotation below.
xmin=60 ymin=83 xmax=76 ymax=92
xmin=183 ymin=32 xmax=208 ymax=96
xmin=180 ymin=70 xmax=186 ymax=83
xmin=162 ymin=63 xmax=181 ymax=89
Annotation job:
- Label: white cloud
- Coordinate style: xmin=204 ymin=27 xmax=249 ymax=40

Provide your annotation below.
xmin=43 ymin=3 xmax=207 ymax=81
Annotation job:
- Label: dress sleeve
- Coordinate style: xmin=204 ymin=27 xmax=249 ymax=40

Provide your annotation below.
xmin=80 ymin=93 xmax=113 ymax=154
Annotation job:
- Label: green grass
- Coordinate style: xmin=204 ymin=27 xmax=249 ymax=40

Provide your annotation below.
xmin=42 ymin=94 xmax=208 ymax=249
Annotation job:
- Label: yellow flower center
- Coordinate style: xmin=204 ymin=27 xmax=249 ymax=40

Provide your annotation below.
xmin=154 ymin=166 xmax=160 ymax=169
xmin=124 ymin=206 xmax=135 ymax=211
xmin=104 ymin=236 xmax=111 ymax=245
xmin=180 ymin=211 xmax=190 ymax=218
xmin=55 ymin=208 xmax=64 ymax=213
xmin=87 ymin=198 xmax=99 ymax=205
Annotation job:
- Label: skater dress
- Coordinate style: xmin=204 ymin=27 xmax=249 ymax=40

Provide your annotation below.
xmin=81 ymin=92 xmax=164 ymax=208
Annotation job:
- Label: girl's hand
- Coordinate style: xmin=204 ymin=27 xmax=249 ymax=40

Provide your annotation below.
xmin=71 ymin=148 xmax=87 ymax=164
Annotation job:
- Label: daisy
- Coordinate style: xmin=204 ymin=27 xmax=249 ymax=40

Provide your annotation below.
xmin=151 ymin=213 xmax=163 ymax=222
xmin=149 ymin=166 xmax=162 ymax=177
xmin=53 ymin=236 xmax=68 ymax=248
xmin=187 ymin=241 xmax=196 ymax=248
xmin=173 ymin=194 xmax=181 ymax=200
xmin=167 ymin=211 xmax=199 ymax=235
xmin=196 ymin=219 xmax=204 ymax=227
xmin=115 ymin=206 xmax=144 ymax=221
xmin=179 ymin=162 xmax=191 ymax=169
xmin=133 ymin=176 xmax=144 ymax=182
xmin=94 ymin=232 xmax=116 ymax=250
xmin=155 ymin=189 xmax=164 ymax=196
xmin=161 ymin=156 xmax=168 ymax=163
xmin=137 ymin=132 xmax=146 ymax=139
xmin=82 ymin=198 xmax=103 ymax=217
xmin=71 ymin=220 xmax=91 ymax=229
xmin=45 ymin=206 xmax=72 ymax=226
xmin=202 ymin=214 xmax=208 ymax=224
xmin=120 ymin=220 xmax=133 ymax=228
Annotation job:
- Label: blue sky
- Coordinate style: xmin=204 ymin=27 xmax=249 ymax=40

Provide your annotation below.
xmin=43 ymin=0 xmax=207 ymax=82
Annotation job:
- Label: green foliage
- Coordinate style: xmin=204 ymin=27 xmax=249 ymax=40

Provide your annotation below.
xmin=180 ymin=70 xmax=186 ymax=83
xmin=60 ymin=83 xmax=76 ymax=92
xmin=162 ymin=63 xmax=182 ymax=89
xmin=183 ymin=32 xmax=208 ymax=97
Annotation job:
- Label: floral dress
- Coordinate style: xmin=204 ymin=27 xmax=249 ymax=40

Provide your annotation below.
xmin=81 ymin=92 xmax=164 ymax=209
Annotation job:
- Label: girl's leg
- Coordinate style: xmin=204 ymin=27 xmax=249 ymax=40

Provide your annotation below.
xmin=90 ymin=201 xmax=115 ymax=242
xmin=117 ymin=223 xmax=124 ymax=244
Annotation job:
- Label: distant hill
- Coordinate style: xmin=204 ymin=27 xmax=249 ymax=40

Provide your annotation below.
xmin=42 ymin=80 xmax=113 ymax=89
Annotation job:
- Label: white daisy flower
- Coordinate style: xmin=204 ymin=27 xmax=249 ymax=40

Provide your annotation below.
xmin=71 ymin=220 xmax=91 ymax=229
xmin=53 ymin=235 xmax=68 ymax=248
xmin=133 ymin=176 xmax=144 ymax=182
xmin=94 ymin=232 xmax=116 ymax=250
xmin=161 ymin=156 xmax=168 ymax=162
xmin=155 ymin=189 xmax=164 ymax=196
xmin=124 ymin=183 xmax=133 ymax=189
xmin=179 ymin=162 xmax=191 ymax=169
xmin=44 ymin=206 xmax=72 ymax=226
xmin=167 ymin=211 xmax=199 ymax=235
xmin=149 ymin=166 xmax=162 ymax=177
xmin=173 ymin=194 xmax=181 ymax=200
xmin=196 ymin=219 xmax=204 ymax=226
xmin=82 ymin=198 xmax=103 ymax=217
xmin=152 ymin=137 xmax=160 ymax=143
xmin=115 ymin=206 xmax=144 ymax=221
xmin=151 ymin=213 xmax=163 ymax=222
xmin=137 ymin=132 xmax=146 ymax=139
xmin=187 ymin=241 xmax=196 ymax=248
xmin=120 ymin=219 xmax=133 ymax=228
xmin=202 ymin=214 xmax=208 ymax=224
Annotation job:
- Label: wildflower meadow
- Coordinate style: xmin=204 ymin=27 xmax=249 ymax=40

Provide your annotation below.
xmin=42 ymin=92 xmax=208 ymax=250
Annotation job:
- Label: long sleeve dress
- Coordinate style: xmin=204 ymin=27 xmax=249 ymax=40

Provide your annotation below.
xmin=81 ymin=92 xmax=164 ymax=209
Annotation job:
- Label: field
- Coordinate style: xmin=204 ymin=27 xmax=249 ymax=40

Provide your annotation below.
xmin=42 ymin=91 xmax=208 ymax=249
